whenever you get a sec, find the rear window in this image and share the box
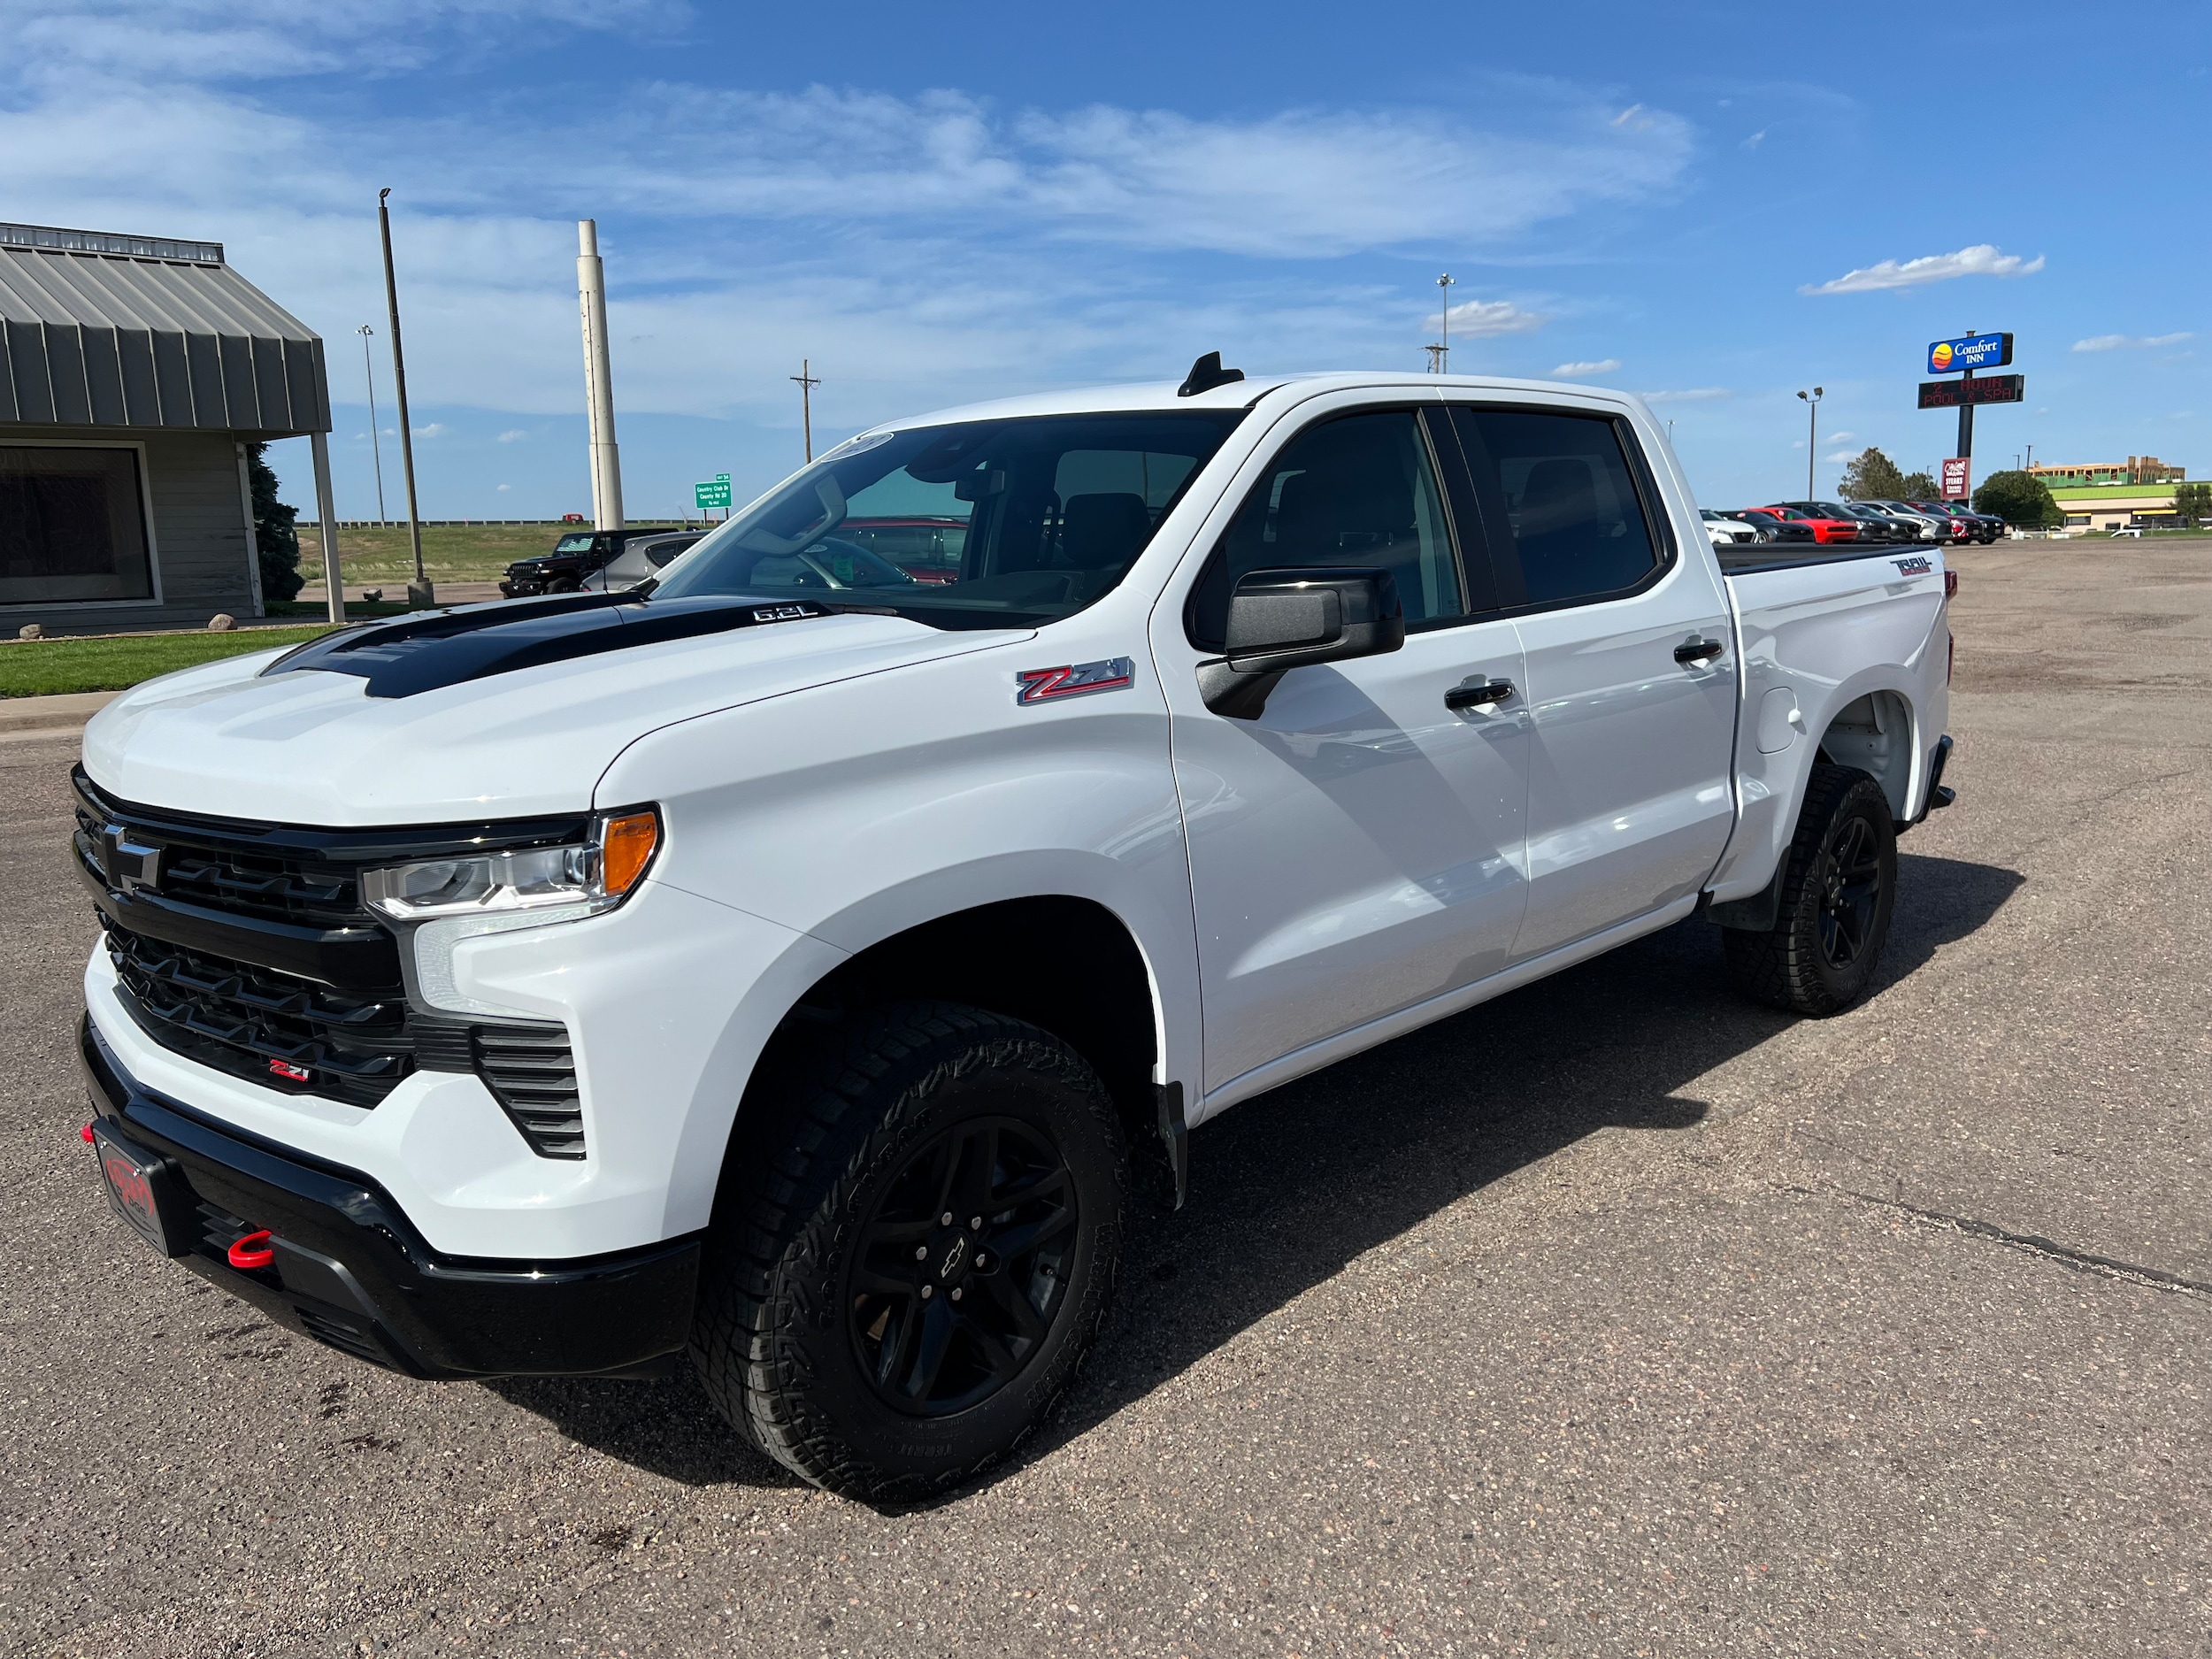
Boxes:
[1447,408,1663,607]
[554,534,597,552]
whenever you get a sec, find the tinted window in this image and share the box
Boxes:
[554,534,597,552]
[1188,410,1462,649]
[1448,409,1661,607]
[0,446,152,604]
[656,413,1241,629]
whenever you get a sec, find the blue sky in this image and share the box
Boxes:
[6,1,2208,518]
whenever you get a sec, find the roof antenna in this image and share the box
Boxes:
[1177,351,1245,397]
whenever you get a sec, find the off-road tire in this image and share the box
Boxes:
[689,1002,1125,1502]
[1723,764,1897,1017]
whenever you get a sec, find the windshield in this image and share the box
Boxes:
[554,534,598,552]
[651,411,1245,628]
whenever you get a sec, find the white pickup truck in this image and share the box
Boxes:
[74,360,1953,1501]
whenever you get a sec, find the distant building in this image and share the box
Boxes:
[2027,455,2186,488]
[2042,482,2181,531]
[0,220,331,635]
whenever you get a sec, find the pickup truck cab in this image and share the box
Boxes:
[74,364,1954,1501]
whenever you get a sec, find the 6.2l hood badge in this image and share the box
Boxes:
[1015,657,1136,705]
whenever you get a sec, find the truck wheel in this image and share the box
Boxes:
[1722,764,1897,1017]
[690,1002,1126,1501]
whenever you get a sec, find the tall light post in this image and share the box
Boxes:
[1796,386,1824,497]
[577,219,624,530]
[1426,273,1456,373]
[377,188,430,605]
[357,325,388,526]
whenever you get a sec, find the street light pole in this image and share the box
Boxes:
[378,188,430,607]
[1435,273,1455,373]
[1796,386,1824,497]
[357,325,387,526]
[790,359,821,462]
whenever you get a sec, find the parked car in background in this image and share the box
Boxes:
[1747,505,1860,544]
[1812,502,1922,544]
[500,528,674,597]
[1858,501,1948,541]
[1701,509,1763,545]
[1909,503,1987,544]
[580,532,707,594]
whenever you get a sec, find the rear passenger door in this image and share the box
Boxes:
[1442,403,1738,962]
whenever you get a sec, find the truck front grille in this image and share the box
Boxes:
[108,926,411,1108]
[77,770,590,1157]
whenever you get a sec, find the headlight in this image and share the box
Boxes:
[364,810,659,922]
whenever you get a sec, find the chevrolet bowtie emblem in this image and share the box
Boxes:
[101,824,162,897]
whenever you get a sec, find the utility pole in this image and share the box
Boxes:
[1796,386,1824,497]
[791,359,821,462]
[1426,273,1455,373]
[377,188,431,606]
[577,219,624,529]
[357,325,387,526]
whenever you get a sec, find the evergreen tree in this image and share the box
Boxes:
[247,442,306,603]
[1972,469,2062,530]
[1838,447,1909,501]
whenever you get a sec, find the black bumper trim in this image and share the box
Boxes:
[79,1014,699,1379]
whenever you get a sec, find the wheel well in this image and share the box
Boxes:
[786,895,1159,1131]
[1814,690,1913,819]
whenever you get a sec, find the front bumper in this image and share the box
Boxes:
[80,1015,700,1379]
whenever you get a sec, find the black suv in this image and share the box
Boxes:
[501,528,666,597]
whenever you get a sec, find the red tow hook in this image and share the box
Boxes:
[227,1230,276,1271]
[81,1123,96,1143]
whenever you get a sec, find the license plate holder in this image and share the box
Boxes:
[90,1120,190,1257]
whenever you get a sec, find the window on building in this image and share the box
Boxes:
[0,447,154,605]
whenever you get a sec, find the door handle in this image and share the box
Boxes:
[1673,638,1725,666]
[1445,678,1516,711]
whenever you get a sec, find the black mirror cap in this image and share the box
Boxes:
[1178,351,1247,397]
[1199,567,1405,719]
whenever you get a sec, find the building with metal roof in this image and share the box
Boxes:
[0,220,338,635]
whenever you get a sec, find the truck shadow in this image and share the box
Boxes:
[488,849,2022,1497]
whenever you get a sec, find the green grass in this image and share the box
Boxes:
[0,626,335,698]
[298,521,693,585]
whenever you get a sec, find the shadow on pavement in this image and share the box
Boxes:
[488,851,2023,1494]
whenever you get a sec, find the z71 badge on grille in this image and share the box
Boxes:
[1015,657,1136,705]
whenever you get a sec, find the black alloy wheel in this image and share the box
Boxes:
[689,1002,1125,1501]
[849,1117,1078,1417]
[1720,764,1898,1017]
[1815,814,1883,971]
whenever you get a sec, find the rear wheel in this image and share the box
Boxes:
[1723,764,1897,1017]
[690,1002,1125,1501]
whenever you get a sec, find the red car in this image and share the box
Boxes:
[1743,505,1860,544]
[836,516,968,583]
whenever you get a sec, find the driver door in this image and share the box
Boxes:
[1154,399,1531,1099]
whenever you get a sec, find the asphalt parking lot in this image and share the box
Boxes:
[4,539,2208,1658]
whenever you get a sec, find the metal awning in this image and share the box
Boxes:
[0,222,328,436]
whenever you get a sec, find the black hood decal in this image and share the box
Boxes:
[263,593,856,698]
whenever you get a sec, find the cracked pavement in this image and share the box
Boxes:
[3,539,2208,1656]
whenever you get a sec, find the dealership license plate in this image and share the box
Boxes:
[91,1123,185,1256]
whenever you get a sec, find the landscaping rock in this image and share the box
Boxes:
[206,614,237,632]
[18,624,42,641]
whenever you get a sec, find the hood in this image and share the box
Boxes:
[83,595,1027,826]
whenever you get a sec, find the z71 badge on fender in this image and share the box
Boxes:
[1893,556,1934,577]
[1015,657,1136,705]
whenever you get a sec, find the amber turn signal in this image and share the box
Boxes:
[599,810,659,898]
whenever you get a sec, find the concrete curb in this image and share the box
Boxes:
[0,690,119,743]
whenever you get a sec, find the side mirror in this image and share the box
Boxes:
[1197,566,1405,719]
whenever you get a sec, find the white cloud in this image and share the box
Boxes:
[497,429,529,442]
[1827,431,1857,443]
[2072,332,2193,351]
[1641,387,1732,403]
[1550,358,1620,377]
[1801,244,2046,296]
[1824,450,1855,463]
[1742,129,1767,150]
[497,482,511,491]
[413,422,447,438]
[1429,297,1546,336]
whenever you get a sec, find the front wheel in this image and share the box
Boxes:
[690,1003,1125,1501]
[1723,764,1898,1017]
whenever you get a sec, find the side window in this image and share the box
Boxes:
[1448,408,1663,608]
[1188,410,1463,649]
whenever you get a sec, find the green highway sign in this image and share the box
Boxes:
[695,475,733,511]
